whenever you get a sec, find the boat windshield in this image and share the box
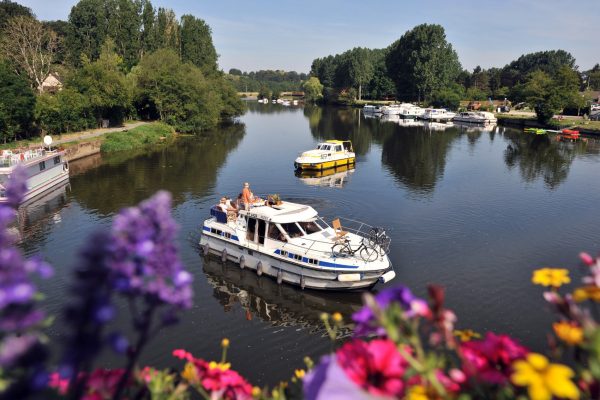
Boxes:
[279,222,304,238]
[317,144,331,151]
[298,220,323,235]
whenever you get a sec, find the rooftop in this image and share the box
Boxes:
[242,201,318,223]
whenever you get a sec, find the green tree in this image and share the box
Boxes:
[346,47,373,100]
[66,0,109,66]
[386,24,461,102]
[0,0,32,30]
[430,83,464,110]
[139,0,156,57]
[588,64,600,90]
[0,61,35,142]
[36,89,95,134]
[501,50,576,87]
[68,39,131,126]
[521,69,581,123]
[154,7,180,51]
[180,14,217,74]
[106,0,141,69]
[302,76,323,104]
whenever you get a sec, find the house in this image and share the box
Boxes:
[39,72,63,93]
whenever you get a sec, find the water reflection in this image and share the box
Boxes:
[503,130,587,189]
[203,257,362,337]
[69,123,246,213]
[295,164,354,188]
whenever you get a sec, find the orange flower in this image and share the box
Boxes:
[573,286,600,302]
[552,321,583,345]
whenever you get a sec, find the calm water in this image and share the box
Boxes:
[19,103,600,385]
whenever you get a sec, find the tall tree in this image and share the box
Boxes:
[386,24,461,102]
[139,0,156,57]
[67,0,108,66]
[0,61,35,142]
[180,14,217,73]
[0,0,32,30]
[346,47,373,100]
[302,76,323,104]
[0,15,58,92]
[155,7,179,51]
[106,0,141,69]
[501,50,576,87]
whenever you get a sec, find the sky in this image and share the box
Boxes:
[18,0,600,73]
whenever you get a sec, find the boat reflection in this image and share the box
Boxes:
[423,121,454,131]
[202,257,363,337]
[453,121,498,133]
[295,164,355,188]
[396,118,424,127]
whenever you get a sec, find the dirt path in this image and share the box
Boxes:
[53,121,149,145]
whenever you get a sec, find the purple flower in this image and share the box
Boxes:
[4,166,28,208]
[352,286,429,337]
[109,191,193,309]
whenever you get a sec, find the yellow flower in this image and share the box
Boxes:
[532,268,571,288]
[332,312,343,323]
[181,362,199,384]
[208,361,231,371]
[573,286,600,302]
[453,329,481,342]
[294,369,306,379]
[251,386,262,397]
[221,338,230,348]
[406,385,429,400]
[553,321,584,345]
[511,353,579,400]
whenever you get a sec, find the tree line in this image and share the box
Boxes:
[226,68,308,98]
[309,23,598,123]
[0,0,244,143]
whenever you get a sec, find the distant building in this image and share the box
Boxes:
[39,72,63,93]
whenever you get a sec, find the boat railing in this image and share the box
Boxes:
[0,148,46,168]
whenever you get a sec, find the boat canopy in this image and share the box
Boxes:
[325,140,353,152]
[243,201,319,224]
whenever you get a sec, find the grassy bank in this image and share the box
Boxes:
[100,122,175,153]
[496,114,600,134]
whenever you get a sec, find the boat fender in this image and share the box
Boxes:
[300,276,306,290]
[277,269,283,284]
[239,255,245,269]
[256,261,263,276]
[201,243,210,256]
[221,249,228,263]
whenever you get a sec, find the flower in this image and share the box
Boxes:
[511,353,579,400]
[460,332,529,385]
[454,329,481,342]
[295,369,306,379]
[110,191,193,309]
[332,312,343,323]
[221,338,230,348]
[406,385,428,400]
[532,268,571,288]
[3,166,28,207]
[573,286,600,302]
[552,321,583,345]
[352,285,429,337]
[336,339,410,397]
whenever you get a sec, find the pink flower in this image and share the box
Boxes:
[580,252,595,266]
[49,372,69,395]
[459,333,528,385]
[172,348,194,361]
[83,369,126,400]
[336,339,409,398]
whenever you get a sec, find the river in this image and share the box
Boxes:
[19,103,600,385]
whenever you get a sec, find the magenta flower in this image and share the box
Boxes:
[352,285,429,337]
[459,332,528,385]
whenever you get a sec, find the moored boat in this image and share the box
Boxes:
[421,108,456,122]
[199,198,395,290]
[294,140,355,170]
[453,111,497,124]
[399,103,425,119]
[363,104,383,114]
[524,128,547,135]
[0,144,69,204]
[381,104,402,115]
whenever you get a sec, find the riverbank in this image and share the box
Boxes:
[100,122,175,153]
[496,114,600,135]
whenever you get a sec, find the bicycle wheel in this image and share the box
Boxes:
[367,227,380,246]
[332,243,350,257]
[360,246,378,262]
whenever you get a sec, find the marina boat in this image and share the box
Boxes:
[421,108,456,122]
[0,143,69,204]
[363,104,383,114]
[524,128,547,135]
[380,114,400,122]
[292,100,299,105]
[557,129,582,142]
[381,104,402,115]
[294,140,355,170]
[199,198,395,290]
[453,111,497,124]
[282,100,291,106]
[399,103,426,119]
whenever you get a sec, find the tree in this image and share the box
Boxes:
[430,83,464,110]
[346,47,373,100]
[67,0,108,66]
[155,7,179,51]
[303,77,323,104]
[0,0,32,30]
[229,68,242,76]
[521,69,581,123]
[43,20,69,64]
[0,15,58,92]
[501,50,576,87]
[0,61,35,142]
[386,24,461,102]
[180,14,217,74]
[588,64,600,90]
[139,0,156,57]
[68,39,131,126]
[106,0,141,69]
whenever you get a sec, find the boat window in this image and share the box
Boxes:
[54,156,61,165]
[279,222,304,238]
[257,219,266,245]
[267,223,286,242]
[335,145,342,152]
[298,220,322,235]
[246,217,256,241]
[39,161,46,171]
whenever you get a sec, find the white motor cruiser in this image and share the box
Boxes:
[399,103,426,119]
[363,104,383,114]
[421,108,456,122]
[381,104,402,115]
[453,111,497,124]
[200,198,395,290]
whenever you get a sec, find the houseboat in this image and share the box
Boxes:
[363,105,383,114]
[294,140,355,170]
[421,108,456,122]
[453,111,497,124]
[381,104,402,115]
[199,198,395,290]
[0,145,69,204]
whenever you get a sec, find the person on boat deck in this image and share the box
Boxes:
[242,182,254,210]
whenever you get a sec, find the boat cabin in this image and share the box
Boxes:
[316,140,353,153]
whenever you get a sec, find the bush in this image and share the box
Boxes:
[35,89,96,135]
[0,61,35,142]
[100,122,174,152]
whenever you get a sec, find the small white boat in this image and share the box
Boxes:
[271,99,276,104]
[293,100,299,105]
[0,145,69,204]
[399,103,425,119]
[363,104,383,114]
[381,104,402,115]
[453,111,497,124]
[276,99,283,104]
[199,198,395,290]
[421,108,456,122]
[294,140,355,170]
[282,100,291,106]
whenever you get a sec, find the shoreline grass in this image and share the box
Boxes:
[100,122,175,153]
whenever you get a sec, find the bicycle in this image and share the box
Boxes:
[366,227,391,256]
[331,237,379,262]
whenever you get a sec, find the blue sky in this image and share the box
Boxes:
[19,0,600,73]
